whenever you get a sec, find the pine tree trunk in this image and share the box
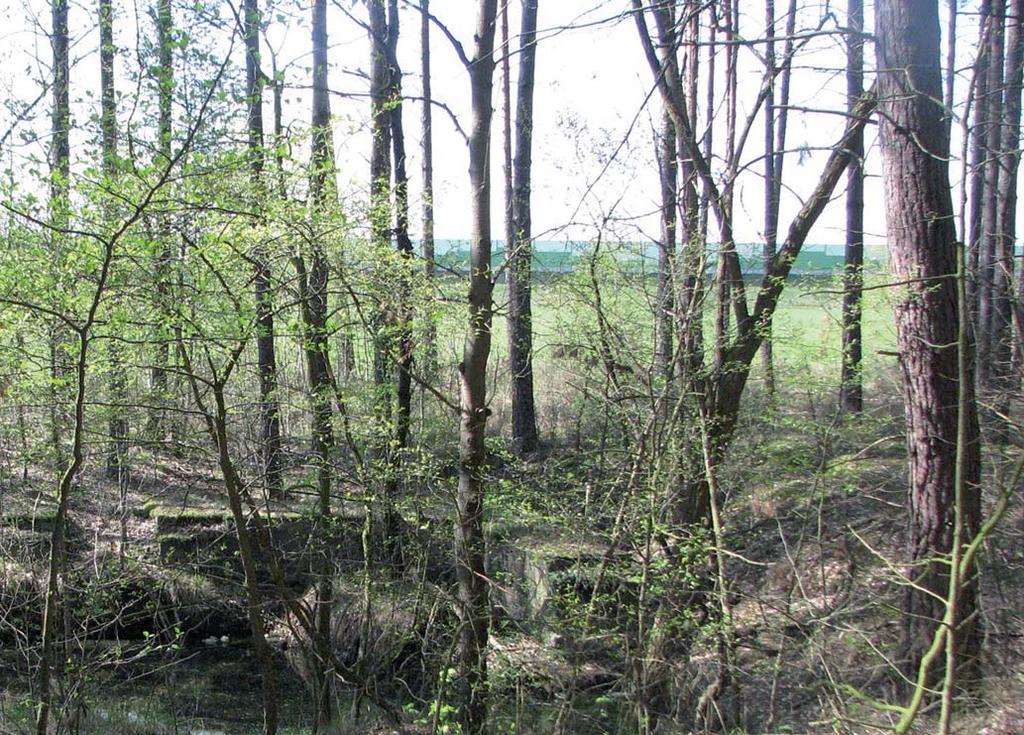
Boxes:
[978,0,1006,386]
[875,0,983,687]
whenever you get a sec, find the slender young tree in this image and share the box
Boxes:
[875,0,982,686]
[456,2,498,731]
[655,109,677,381]
[146,0,174,442]
[244,0,284,496]
[761,0,796,393]
[36,3,70,730]
[968,1,992,323]
[304,0,337,726]
[840,0,865,413]
[368,0,393,447]
[419,0,437,378]
[507,0,540,454]
[99,0,131,555]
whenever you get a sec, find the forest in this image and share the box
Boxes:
[0,0,1022,733]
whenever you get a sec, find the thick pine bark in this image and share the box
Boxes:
[840,0,865,413]
[507,0,540,454]
[457,3,498,732]
[875,0,982,686]
[244,0,283,497]
[994,0,1023,382]
[978,0,1007,385]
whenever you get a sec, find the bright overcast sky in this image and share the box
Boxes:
[0,1,992,250]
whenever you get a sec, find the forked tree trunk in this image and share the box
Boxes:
[457,3,498,732]
[875,0,982,687]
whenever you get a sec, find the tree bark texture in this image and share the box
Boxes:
[457,2,498,732]
[507,0,540,454]
[875,0,983,686]
[840,0,865,413]
[245,0,284,497]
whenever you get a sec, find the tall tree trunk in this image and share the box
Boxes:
[36,3,70,731]
[239,5,284,728]
[306,0,337,727]
[508,0,540,454]
[387,0,411,430]
[840,0,865,413]
[993,0,1022,383]
[978,0,1007,386]
[147,0,174,443]
[761,0,796,394]
[368,0,393,533]
[968,1,992,326]
[676,0,702,386]
[655,109,677,381]
[762,0,777,393]
[875,0,982,687]
[419,0,437,379]
[457,3,498,732]
[245,0,284,497]
[100,0,131,562]
[386,0,414,523]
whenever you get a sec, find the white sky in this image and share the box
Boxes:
[0,1,992,251]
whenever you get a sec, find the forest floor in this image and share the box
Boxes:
[1,272,1022,732]
[2,381,1022,734]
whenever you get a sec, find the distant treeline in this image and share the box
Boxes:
[426,239,890,275]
